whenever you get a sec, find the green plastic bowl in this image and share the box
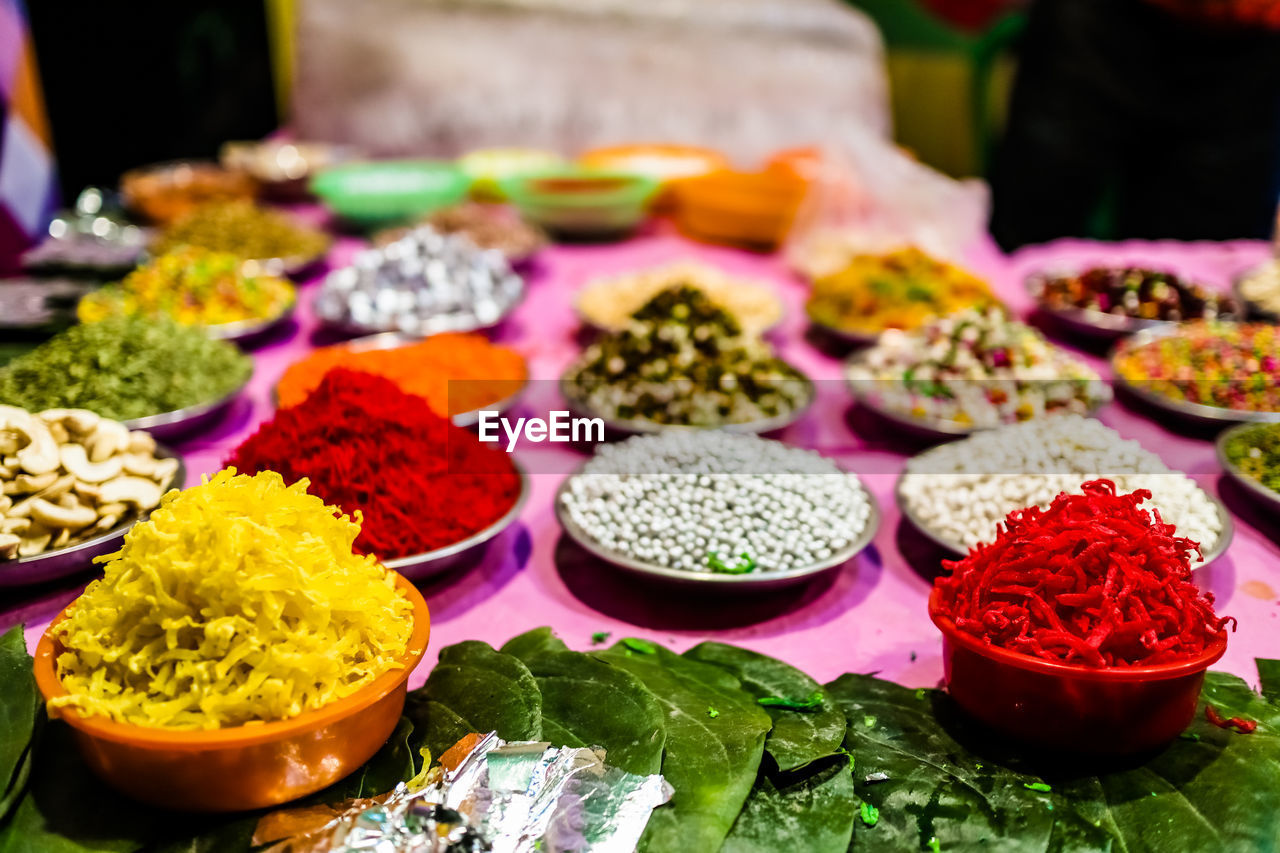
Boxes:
[500,169,659,240]
[310,161,471,228]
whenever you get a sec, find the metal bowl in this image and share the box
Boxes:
[557,364,815,437]
[204,298,297,345]
[122,367,253,442]
[273,332,528,427]
[1025,270,1172,340]
[1110,327,1280,428]
[241,246,332,281]
[381,460,529,581]
[893,469,1235,568]
[1216,422,1280,514]
[1232,265,1280,323]
[0,447,186,588]
[554,465,879,590]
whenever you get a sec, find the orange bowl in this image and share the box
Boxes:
[671,170,808,250]
[929,587,1225,754]
[35,571,430,812]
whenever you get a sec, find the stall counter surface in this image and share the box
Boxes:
[5,227,1277,691]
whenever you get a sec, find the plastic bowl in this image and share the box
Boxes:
[501,168,659,240]
[310,161,471,228]
[929,588,1226,754]
[34,572,430,812]
[457,148,565,201]
[670,169,808,250]
[578,144,728,211]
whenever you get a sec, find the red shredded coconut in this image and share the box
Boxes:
[1205,705,1257,734]
[226,368,520,560]
[935,480,1234,667]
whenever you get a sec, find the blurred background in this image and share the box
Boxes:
[4,0,1280,266]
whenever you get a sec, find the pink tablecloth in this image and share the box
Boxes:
[7,229,1279,691]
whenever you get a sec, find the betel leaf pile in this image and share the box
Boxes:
[1,626,1279,852]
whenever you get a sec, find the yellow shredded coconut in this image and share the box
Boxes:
[49,468,415,730]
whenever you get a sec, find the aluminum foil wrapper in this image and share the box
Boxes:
[316,226,524,336]
[21,187,148,273]
[262,733,671,853]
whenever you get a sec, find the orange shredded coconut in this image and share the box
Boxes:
[276,333,527,416]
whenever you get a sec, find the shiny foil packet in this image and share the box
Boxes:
[258,732,671,853]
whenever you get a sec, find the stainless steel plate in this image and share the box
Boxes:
[1026,270,1172,340]
[0,446,186,588]
[1216,422,1280,514]
[554,462,880,590]
[558,364,815,437]
[122,367,253,442]
[381,460,529,581]
[204,298,297,345]
[1110,327,1280,428]
[893,468,1235,569]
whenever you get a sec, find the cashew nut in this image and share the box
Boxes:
[0,430,20,456]
[127,430,156,455]
[86,420,130,463]
[13,472,57,493]
[18,531,51,557]
[1,517,29,534]
[120,453,159,478]
[29,498,97,529]
[47,422,69,445]
[99,476,163,509]
[60,444,124,484]
[11,413,59,475]
[154,457,180,489]
[0,534,18,559]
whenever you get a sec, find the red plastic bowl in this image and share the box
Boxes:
[928,588,1227,754]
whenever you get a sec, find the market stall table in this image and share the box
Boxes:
[5,228,1277,693]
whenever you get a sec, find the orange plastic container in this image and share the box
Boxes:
[670,169,808,250]
[579,144,728,211]
[35,572,430,812]
[929,588,1226,754]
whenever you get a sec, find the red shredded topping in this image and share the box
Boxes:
[226,368,520,560]
[935,480,1234,667]
[1205,705,1257,734]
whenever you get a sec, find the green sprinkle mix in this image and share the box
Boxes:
[1179,732,1201,742]
[914,688,926,700]
[707,707,720,719]
[927,836,941,853]
[863,714,877,728]
[621,638,658,655]
[975,763,983,771]
[590,632,611,645]
[859,802,879,827]
[1024,782,1052,793]
[707,551,757,574]
[757,691,824,712]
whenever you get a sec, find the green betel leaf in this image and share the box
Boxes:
[685,642,846,771]
[500,626,569,661]
[1253,658,1280,706]
[0,627,39,823]
[828,670,1280,852]
[503,630,666,777]
[598,641,772,853]
[721,755,857,853]
[404,641,541,762]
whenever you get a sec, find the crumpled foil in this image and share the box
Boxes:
[315,226,524,336]
[21,187,148,273]
[260,733,671,853]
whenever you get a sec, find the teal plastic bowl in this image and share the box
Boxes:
[310,161,471,228]
[500,169,659,241]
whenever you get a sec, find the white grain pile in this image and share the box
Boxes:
[560,431,872,573]
[899,415,1222,551]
